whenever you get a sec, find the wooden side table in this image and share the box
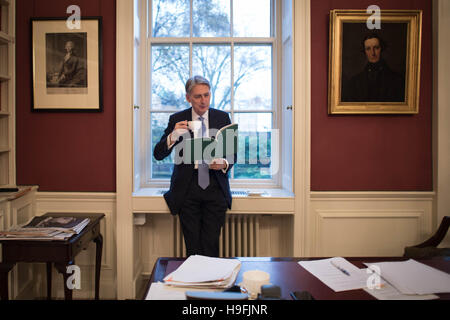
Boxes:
[0,212,105,300]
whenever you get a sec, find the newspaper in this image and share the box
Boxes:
[0,216,90,241]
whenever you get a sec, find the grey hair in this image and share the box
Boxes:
[185,75,211,94]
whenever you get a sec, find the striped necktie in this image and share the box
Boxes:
[198,116,209,189]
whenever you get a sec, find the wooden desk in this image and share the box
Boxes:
[0,212,104,300]
[146,256,450,300]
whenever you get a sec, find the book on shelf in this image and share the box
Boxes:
[184,123,238,162]
[0,216,90,241]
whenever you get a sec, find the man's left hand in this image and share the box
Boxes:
[209,158,227,171]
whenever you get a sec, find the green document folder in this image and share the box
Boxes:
[184,123,238,162]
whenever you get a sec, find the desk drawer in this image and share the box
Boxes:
[3,243,72,263]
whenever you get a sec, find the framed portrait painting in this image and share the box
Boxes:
[31,17,102,111]
[328,10,422,114]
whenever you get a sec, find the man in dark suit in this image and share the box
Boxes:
[153,76,234,257]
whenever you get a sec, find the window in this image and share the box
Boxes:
[136,0,285,188]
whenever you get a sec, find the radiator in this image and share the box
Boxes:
[174,215,261,257]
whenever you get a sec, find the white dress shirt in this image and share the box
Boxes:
[167,109,228,172]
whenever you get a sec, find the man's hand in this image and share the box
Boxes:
[209,158,227,171]
[170,120,189,143]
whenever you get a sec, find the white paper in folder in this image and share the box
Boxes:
[298,257,369,292]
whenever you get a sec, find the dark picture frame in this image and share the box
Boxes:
[31,17,102,111]
[328,10,422,114]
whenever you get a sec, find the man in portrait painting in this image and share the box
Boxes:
[341,33,405,103]
[46,34,87,89]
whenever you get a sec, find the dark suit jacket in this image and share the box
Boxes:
[153,107,234,216]
[342,59,405,102]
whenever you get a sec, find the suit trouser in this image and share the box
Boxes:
[178,170,228,257]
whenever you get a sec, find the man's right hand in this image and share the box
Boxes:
[170,120,189,144]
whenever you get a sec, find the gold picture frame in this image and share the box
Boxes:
[328,10,422,114]
[31,17,102,111]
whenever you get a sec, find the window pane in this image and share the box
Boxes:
[233,0,271,37]
[193,0,230,37]
[234,113,272,179]
[151,113,174,179]
[151,45,189,111]
[152,0,190,37]
[146,0,276,184]
[193,45,231,111]
[234,45,272,111]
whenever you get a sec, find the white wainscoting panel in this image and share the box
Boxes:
[308,192,434,257]
[259,215,293,257]
[138,213,294,277]
[35,192,116,299]
[139,214,176,275]
[0,201,5,230]
[6,188,37,299]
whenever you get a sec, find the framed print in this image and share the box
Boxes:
[328,10,422,114]
[32,17,102,111]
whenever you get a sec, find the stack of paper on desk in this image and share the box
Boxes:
[163,255,241,289]
[298,257,449,300]
[363,259,450,295]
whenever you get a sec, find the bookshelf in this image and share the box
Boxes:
[0,0,15,188]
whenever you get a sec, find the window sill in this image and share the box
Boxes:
[132,187,294,215]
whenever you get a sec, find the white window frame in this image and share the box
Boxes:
[135,0,286,189]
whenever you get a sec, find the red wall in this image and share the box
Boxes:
[311,0,432,191]
[14,0,431,192]
[16,0,116,192]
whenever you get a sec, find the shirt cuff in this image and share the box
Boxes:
[221,158,229,174]
[167,134,176,149]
